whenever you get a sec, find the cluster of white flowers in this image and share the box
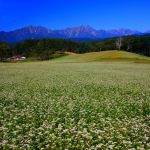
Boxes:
[0,62,150,149]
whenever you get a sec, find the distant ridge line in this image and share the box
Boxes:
[0,25,148,43]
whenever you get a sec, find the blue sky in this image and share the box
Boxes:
[0,0,150,31]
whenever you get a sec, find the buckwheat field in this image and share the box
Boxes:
[0,62,150,149]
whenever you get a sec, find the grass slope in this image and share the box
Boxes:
[53,50,150,63]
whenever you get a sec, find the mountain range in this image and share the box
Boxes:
[0,25,148,43]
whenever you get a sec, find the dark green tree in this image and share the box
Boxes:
[0,42,11,61]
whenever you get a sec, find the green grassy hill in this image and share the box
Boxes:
[53,50,150,63]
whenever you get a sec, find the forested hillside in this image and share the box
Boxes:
[0,34,150,61]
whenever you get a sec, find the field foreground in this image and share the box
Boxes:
[0,62,150,149]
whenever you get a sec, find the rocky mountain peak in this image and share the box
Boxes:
[0,25,145,42]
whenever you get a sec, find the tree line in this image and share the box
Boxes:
[0,39,92,61]
[0,34,150,61]
[90,34,150,56]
